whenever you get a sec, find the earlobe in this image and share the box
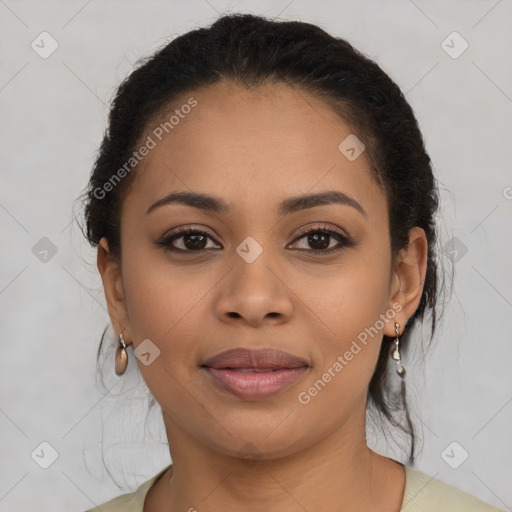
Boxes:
[385,227,428,337]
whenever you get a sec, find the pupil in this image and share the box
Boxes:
[309,233,328,250]
[185,234,206,250]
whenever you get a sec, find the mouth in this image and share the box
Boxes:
[201,347,310,400]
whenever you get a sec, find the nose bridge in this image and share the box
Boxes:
[215,233,292,323]
[232,233,280,295]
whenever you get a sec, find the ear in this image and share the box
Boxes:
[384,227,428,337]
[97,237,132,343]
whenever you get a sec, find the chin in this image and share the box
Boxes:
[200,422,311,462]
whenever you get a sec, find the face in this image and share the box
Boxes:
[98,80,425,461]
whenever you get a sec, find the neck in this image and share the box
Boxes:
[145,411,406,512]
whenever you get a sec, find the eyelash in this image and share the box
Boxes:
[156,225,354,255]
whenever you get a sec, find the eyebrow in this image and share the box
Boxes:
[146,190,367,218]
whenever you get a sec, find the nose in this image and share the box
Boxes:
[214,244,294,327]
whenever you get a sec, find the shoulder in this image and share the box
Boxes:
[401,466,504,512]
[82,465,171,512]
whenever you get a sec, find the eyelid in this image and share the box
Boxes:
[162,224,221,241]
[293,223,349,239]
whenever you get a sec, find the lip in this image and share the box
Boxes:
[201,348,310,400]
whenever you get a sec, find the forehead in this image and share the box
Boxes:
[125,80,386,223]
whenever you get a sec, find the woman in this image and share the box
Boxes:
[80,13,503,512]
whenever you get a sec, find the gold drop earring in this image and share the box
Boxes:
[115,332,130,376]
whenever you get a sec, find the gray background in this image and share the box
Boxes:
[0,0,511,510]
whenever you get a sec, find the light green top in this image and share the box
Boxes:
[84,464,504,511]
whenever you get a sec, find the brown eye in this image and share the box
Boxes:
[157,228,221,252]
[290,226,354,255]
[182,232,207,250]
[307,232,330,251]
[157,226,354,255]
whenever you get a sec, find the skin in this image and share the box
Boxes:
[97,80,428,512]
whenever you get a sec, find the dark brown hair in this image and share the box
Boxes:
[78,13,449,465]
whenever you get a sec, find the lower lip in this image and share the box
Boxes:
[203,367,309,400]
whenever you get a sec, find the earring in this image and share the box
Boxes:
[392,323,406,377]
[115,332,129,376]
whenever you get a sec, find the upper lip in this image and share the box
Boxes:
[202,348,309,370]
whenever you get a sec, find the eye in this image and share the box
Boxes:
[156,225,354,255]
[289,225,354,254]
[156,227,222,252]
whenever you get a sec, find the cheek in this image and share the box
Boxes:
[303,245,391,336]
[120,247,228,394]
[299,246,392,391]
[121,241,211,338]
[121,263,203,406]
